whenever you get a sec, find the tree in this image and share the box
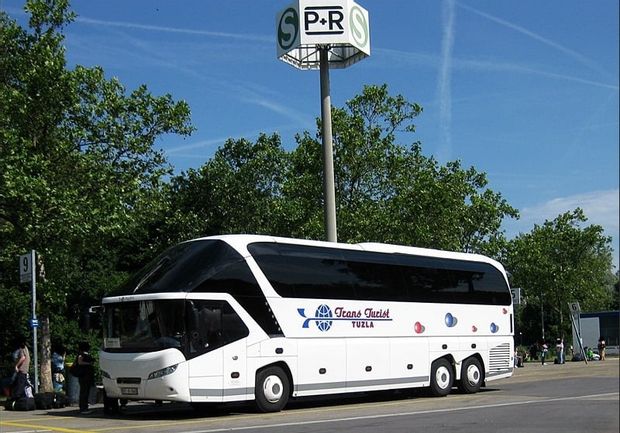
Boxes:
[505,209,615,345]
[168,84,517,257]
[286,84,518,251]
[0,0,193,390]
[153,133,293,250]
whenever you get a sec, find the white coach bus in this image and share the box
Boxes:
[99,235,514,414]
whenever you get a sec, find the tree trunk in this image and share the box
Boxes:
[37,256,53,393]
[39,315,53,392]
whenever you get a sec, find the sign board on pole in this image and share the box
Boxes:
[569,302,581,316]
[19,253,32,283]
[510,287,521,305]
[277,0,370,69]
[19,250,39,392]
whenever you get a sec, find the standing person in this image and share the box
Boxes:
[12,338,30,398]
[597,337,606,361]
[541,341,548,365]
[76,342,95,414]
[555,338,565,364]
[529,343,538,362]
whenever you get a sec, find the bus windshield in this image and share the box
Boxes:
[103,299,250,356]
[103,300,186,353]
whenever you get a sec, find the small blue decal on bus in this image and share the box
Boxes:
[445,312,458,327]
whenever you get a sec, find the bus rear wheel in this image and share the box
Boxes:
[103,396,119,415]
[255,366,290,412]
[458,357,483,394]
[430,358,454,397]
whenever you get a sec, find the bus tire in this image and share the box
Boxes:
[103,396,119,415]
[458,357,483,394]
[430,358,453,397]
[255,366,290,412]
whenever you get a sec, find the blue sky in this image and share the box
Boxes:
[4,0,619,268]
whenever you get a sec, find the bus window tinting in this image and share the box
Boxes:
[193,258,283,336]
[185,300,249,359]
[248,242,511,305]
[102,299,249,357]
[112,240,282,336]
[112,240,242,295]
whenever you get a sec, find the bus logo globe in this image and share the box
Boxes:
[315,304,333,332]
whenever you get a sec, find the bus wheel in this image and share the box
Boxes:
[103,396,119,415]
[430,358,453,397]
[255,366,290,412]
[458,357,483,394]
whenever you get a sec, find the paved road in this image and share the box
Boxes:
[1,358,618,433]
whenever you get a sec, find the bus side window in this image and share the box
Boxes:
[198,305,222,348]
[221,303,249,343]
[186,302,203,354]
[185,300,249,359]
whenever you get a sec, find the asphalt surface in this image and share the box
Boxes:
[1,358,618,433]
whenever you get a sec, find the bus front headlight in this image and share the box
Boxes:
[148,364,178,380]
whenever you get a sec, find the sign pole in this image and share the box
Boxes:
[276,0,370,244]
[19,250,39,392]
[319,46,337,242]
[569,309,587,364]
[540,295,545,341]
[568,302,587,364]
[30,250,39,393]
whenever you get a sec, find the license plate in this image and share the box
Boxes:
[121,387,138,395]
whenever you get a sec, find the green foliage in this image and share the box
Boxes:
[0,0,193,358]
[284,84,518,251]
[506,209,615,343]
[154,133,292,251]
[157,84,518,255]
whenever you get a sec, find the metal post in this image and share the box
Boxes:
[569,311,587,364]
[540,295,545,341]
[31,250,38,393]
[319,46,337,243]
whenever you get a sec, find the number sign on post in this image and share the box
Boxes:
[19,253,32,283]
[18,250,39,393]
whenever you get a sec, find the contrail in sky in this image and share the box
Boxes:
[5,6,272,43]
[74,16,272,43]
[437,0,455,161]
[457,3,610,77]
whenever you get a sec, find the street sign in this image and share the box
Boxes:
[19,250,40,392]
[510,287,522,305]
[277,0,370,69]
[19,253,32,283]
[569,302,581,316]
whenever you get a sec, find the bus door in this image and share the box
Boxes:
[222,338,247,400]
[186,299,250,402]
[186,300,224,402]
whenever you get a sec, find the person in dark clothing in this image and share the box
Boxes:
[76,342,95,414]
[598,336,606,361]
